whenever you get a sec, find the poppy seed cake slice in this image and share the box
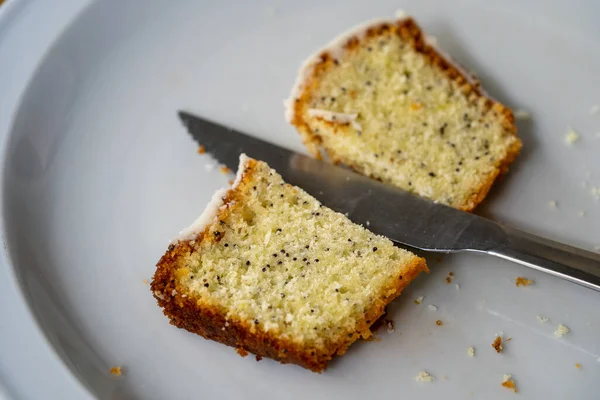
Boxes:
[152,154,427,372]
[285,15,522,211]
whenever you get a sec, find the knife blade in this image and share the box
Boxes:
[179,111,600,291]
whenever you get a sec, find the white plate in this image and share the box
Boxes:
[1,0,599,399]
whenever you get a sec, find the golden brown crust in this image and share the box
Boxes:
[153,241,333,372]
[289,18,522,212]
[151,158,428,372]
[153,242,426,372]
[492,336,504,353]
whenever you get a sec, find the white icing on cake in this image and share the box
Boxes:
[307,108,362,131]
[172,189,228,243]
[172,154,250,243]
[233,153,251,187]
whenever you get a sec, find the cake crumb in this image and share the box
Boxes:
[428,304,438,311]
[236,347,249,357]
[228,179,234,185]
[467,346,475,358]
[414,370,435,383]
[414,296,424,305]
[565,128,580,144]
[502,374,517,393]
[386,319,395,333]
[142,279,149,285]
[536,315,549,324]
[575,363,581,369]
[515,277,534,287]
[255,355,263,362]
[591,186,600,200]
[197,145,206,154]
[554,324,570,338]
[220,166,232,174]
[514,109,531,120]
[435,320,443,326]
[492,336,504,353]
[547,200,558,209]
[366,220,370,227]
[110,366,122,376]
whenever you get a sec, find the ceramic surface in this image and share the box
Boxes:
[1,0,599,399]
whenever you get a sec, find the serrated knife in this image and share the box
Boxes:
[179,111,600,292]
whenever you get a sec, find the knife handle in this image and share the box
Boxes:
[488,226,600,291]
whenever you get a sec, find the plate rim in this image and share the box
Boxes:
[0,1,96,399]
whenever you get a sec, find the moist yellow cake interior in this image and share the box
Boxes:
[172,159,421,350]
[299,29,520,208]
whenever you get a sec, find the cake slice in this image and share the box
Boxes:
[285,15,522,211]
[152,154,427,372]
